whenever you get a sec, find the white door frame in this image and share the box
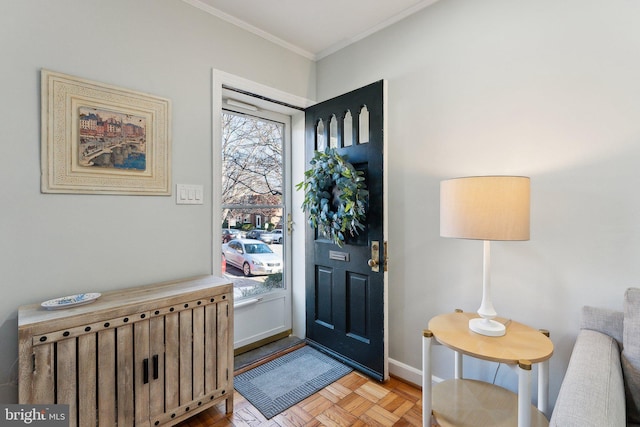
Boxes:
[212,69,313,348]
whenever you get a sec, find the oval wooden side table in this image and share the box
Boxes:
[422,311,553,427]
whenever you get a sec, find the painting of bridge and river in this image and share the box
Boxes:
[78,107,147,171]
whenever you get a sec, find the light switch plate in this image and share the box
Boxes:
[176,184,203,205]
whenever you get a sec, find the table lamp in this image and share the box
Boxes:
[440,176,530,337]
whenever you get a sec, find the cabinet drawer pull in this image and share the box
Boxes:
[143,358,149,384]
[152,354,159,380]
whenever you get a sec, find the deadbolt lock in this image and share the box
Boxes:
[368,241,380,272]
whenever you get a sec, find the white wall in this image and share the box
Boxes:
[317,0,640,410]
[0,0,315,403]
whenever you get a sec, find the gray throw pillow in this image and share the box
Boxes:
[623,287,640,423]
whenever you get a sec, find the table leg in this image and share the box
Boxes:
[537,329,550,417]
[454,351,463,379]
[517,360,532,427]
[423,330,433,427]
[538,359,549,416]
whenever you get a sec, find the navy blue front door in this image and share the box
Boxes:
[304,81,387,380]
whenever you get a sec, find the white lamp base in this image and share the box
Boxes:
[469,317,505,337]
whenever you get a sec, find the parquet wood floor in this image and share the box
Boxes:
[177,372,424,427]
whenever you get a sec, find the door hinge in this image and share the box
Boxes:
[384,241,388,272]
[286,213,293,236]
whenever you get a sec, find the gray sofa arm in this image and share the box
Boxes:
[550,329,625,427]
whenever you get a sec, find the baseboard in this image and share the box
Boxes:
[388,358,444,388]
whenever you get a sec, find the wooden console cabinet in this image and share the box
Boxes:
[18,275,233,427]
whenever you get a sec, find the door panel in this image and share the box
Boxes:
[315,266,334,328]
[346,272,369,343]
[305,81,387,380]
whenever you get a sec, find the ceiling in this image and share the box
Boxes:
[183,0,440,60]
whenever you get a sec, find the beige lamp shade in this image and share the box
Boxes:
[440,176,530,241]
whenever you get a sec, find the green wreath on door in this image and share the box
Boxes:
[296,148,368,247]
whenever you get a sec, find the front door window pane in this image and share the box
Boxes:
[329,115,338,148]
[316,119,325,151]
[359,106,370,144]
[343,110,353,147]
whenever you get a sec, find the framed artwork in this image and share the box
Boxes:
[41,69,171,195]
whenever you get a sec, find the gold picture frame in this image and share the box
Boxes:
[41,69,171,195]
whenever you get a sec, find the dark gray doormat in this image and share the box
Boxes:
[233,345,352,419]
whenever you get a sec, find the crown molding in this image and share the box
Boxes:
[184,0,440,61]
[183,0,315,60]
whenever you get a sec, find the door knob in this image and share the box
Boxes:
[368,259,379,268]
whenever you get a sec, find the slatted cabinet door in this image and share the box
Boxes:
[22,320,141,427]
[18,275,234,427]
[151,295,232,425]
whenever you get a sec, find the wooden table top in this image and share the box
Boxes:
[18,275,232,332]
[428,311,553,364]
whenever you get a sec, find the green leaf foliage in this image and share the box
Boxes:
[296,148,368,247]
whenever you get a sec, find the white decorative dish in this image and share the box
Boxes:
[41,293,101,310]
